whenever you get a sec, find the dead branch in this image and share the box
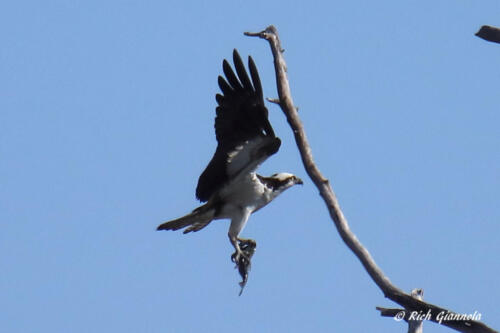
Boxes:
[377,289,424,332]
[244,25,497,333]
[476,25,500,44]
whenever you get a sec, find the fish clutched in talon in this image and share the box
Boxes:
[232,239,257,296]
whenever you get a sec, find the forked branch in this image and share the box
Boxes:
[245,25,497,333]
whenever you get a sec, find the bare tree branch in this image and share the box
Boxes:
[476,25,500,44]
[377,289,426,332]
[376,306,407,319]
[245,25,498,333]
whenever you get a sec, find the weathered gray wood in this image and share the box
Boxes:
[245,25,497,333]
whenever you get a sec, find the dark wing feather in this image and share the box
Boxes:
[195,49,279,202]
[233,51,253,91]
[248,56,264,100]
[223,60,243,91]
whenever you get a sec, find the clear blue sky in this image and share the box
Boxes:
[1,1,499,332]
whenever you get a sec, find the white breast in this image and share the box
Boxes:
[219,173,273,212]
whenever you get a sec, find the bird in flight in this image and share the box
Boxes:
[157,49,302,266]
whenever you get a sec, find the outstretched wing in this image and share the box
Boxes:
[195,49,281,202]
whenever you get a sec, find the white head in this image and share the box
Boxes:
[268,172,303,193]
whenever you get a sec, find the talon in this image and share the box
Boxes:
[231,249,249,264]
[239,238,256,250]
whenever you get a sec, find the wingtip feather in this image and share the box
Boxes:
[218,75,233,95]
[248,56,263,99]
[232,50,253,91]
[223,59,243,91]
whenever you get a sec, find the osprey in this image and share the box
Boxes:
[157,50,302,263]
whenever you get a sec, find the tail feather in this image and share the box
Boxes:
[157,204,215,233]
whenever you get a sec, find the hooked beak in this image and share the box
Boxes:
[296,177,303,185]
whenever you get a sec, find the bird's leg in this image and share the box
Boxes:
[228,210,253,264]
